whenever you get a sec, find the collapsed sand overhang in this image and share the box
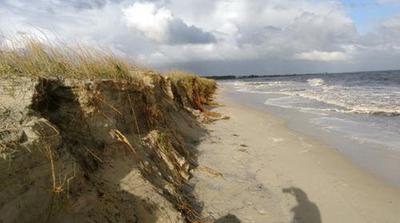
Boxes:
[0,68,218,223]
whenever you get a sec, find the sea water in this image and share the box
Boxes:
[224,70,400,185]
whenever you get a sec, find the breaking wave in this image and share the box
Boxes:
[229,72,400,117]
[307,78,325,87]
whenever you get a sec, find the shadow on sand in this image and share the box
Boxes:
[214,214,241,223]
[283,187,322,223]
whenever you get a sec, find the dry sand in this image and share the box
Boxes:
[192,88,400,223]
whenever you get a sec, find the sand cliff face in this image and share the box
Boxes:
[0,74,216,223]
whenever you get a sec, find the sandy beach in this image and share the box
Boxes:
[192,88,400,223]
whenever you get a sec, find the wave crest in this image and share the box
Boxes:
[307,78,325,87]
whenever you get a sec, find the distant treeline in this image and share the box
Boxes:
[204,69,400,80]
[204,75,237,80]
[204,74,299,80]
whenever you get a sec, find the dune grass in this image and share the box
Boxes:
[167,70,217,99]
[166,70,217,110]
[0,38,217,88]
[0,38,139,79]
[0,38,217,110]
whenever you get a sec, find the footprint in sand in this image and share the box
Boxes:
[238,148,249,153]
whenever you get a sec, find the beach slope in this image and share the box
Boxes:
[192,88,400,223]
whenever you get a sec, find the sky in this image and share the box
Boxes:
[1,0,400,75]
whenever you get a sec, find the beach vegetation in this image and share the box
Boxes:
[0,38,143,79]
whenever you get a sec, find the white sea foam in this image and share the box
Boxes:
[232,77,400,116]
[307,78,325,87]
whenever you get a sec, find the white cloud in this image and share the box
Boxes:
[123,2,216,44]
[294,51,349,61]
[123,2,173,42]
[1,0,400,74]
[382,14,400,29]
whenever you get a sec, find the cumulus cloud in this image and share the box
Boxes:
[294,51,349,61]
[123,2,173,42]
[123,2,216,44]
[1,0,400,74]
[382,14,400,30]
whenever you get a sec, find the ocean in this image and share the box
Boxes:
[224,70,400,185]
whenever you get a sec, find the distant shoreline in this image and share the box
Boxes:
[204,69,400,80]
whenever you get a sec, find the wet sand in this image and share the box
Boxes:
[192,88,400,223]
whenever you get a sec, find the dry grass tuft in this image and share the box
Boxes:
[109,129,140,162]
[44,145,76,194]
[167,70,216,94]
[166,70,217,111]
[0,38,142,80]
[197,166,223,178]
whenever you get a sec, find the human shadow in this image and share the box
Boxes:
[215,214,241,223]
[283,187,322,223]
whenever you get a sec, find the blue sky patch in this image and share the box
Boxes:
[341,0,400,33]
